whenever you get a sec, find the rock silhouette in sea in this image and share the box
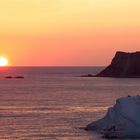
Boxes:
[81,74,94,77]
[5,76,24,79]
[5,76,13,79]
[96,51,140,78]
[15,76,24,79]
[86,96,140,139]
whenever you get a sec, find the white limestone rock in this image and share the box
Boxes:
[86,96,140,138]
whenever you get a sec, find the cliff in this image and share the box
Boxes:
[96,51,140,78]
[86,96,140,138]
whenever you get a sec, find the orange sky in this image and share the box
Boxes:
[0,0,140,66]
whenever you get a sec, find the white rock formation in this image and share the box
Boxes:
[86,96,140,138]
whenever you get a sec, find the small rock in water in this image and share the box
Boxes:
[15,76,24,79]
[5,76,13,79]
[81,74,94,77]
[5,76,24,79]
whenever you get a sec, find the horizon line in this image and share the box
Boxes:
[3,65,106,67]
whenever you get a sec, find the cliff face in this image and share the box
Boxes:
[86,96,140,138]
[96,51,140,78]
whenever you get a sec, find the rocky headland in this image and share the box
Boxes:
[96,51,140,78]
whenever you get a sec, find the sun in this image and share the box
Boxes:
[0,57,9,67]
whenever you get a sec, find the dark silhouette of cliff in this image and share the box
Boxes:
[96,51,140,78]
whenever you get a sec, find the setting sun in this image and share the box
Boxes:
[0,57,8,67]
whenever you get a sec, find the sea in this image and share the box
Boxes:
[0,67,140,140]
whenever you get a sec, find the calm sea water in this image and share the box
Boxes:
[0,67,140,140]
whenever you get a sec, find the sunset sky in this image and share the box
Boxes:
[0,0,140,66]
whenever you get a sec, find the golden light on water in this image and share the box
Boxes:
[0,57,9,67]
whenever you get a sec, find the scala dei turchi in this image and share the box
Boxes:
[96,51,140,78]
[86,96,140,138]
